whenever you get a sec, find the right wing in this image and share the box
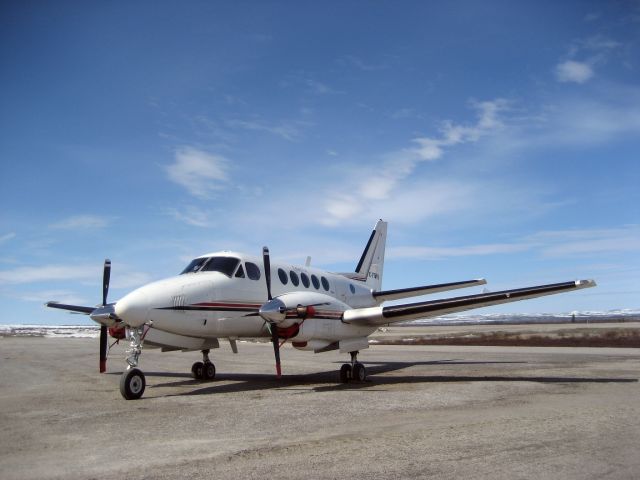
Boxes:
[343,280,596,326]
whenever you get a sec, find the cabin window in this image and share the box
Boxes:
[290,271,299,286]
[200,257,241,277]
[311,274,320,289]
[235,265,245,278]
[321,276,330,291]
[180,257,209,274]
[350,284,356,294]
[246,262,261,281]
[301,272,310,288]
[278,268,288,285]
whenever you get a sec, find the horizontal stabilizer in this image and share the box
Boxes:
[45,302,94,314]
[373,279,486,303]
[343,280,596,326]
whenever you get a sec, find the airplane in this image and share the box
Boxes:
[46,220,596,400]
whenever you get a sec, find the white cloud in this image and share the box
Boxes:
[530,226,640,257]
[555,60,594,83]
[387,226,640,261]
[225,118,306,141]
[389,242,532,260]
[49,215,112,230]
[0,263,152,289]
[0,264,98,285]
[167,205,213,228]
[320,99,509,225]
[0,232,16,244]
[20,290,89,305]
[165,147,229,199]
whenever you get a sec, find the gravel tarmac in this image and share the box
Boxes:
[0,336,638,479]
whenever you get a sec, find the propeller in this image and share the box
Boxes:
[261,247,281,377]
[258,248,328,378]
[99,259,111,373]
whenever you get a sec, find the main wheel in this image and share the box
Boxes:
[191,361,204,380]
[353,363,366,382]
[339,363,352,383]
[120,368,146,400]
[203,361,216,380]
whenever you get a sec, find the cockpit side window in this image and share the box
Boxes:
[235,264,245,278]
[245,262,261,281]
[180,257,209,274]
[200,257,241,277]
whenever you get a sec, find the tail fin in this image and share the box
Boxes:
[354,219,387,291]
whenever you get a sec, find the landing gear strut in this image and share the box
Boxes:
[120,326,146,400]
[192,349,216,380]
[339,351,366,383]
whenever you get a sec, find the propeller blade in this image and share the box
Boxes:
[270,323,281,378]
[262,247,272,301]
[99,325,108,373]
[102,259,111,306]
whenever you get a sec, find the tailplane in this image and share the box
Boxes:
[354,219,387,291]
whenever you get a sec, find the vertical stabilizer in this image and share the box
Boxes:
[354,219,387,291]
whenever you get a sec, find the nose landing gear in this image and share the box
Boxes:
[119,326,147,400]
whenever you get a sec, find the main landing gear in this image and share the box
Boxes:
[191,349,216,381]
[339,351,367,383]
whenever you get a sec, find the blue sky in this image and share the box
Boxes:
[1,1,639,324]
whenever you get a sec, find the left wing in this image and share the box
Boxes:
[45,302,95,314]
[343,280,596,326]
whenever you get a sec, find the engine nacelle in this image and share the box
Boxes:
[259,291,349,328]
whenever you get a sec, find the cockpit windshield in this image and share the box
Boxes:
[180,257,209,274]
[180,256,241,277]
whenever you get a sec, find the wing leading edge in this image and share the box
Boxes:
[343,280,596,326]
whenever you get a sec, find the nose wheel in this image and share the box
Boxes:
[120,367,146,400]
[339,351,366,383]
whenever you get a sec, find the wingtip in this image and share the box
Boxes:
[576,279,597,288]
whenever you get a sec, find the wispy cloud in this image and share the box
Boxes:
[165,146,229,199]
[166,205,213,228]
[49,215,113,230]
[225,118,308,141]
[389,242,532,260]
[555,34,621,84]
[0,264,99,285]
[320,99,509,225]
[387,225,640,261]
[555,60,594,84]
[0,263,152,289]
[0,232,16,245]
[530,226,640,257]
[20,289,89,305]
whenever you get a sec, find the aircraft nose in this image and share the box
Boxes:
[115,287,150,328]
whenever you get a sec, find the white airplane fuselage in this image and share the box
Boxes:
[115,251,378,348]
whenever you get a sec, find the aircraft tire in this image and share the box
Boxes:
[191,361,204,380]
[339,363,351,383]
[353,363,366,382]
[203,362,216,380]
[120,368,146,400]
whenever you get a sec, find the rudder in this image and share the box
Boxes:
[354,219,387,291]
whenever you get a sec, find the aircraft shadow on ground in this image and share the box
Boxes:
[115,359,637,398]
